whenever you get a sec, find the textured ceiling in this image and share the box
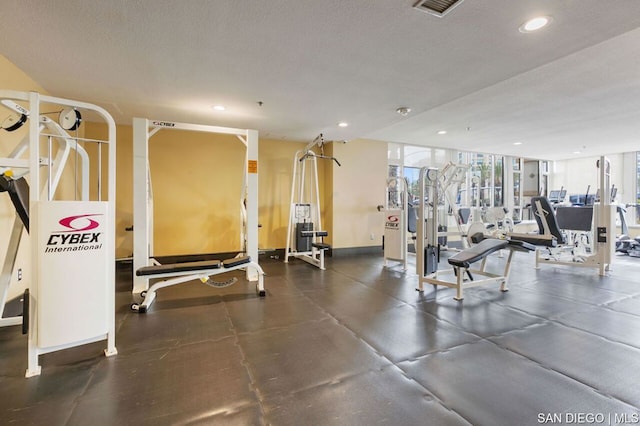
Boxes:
[1,0,640,160]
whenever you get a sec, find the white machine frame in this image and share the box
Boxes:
[132,118,260,294]
[383,176,410,270]
[418,246,519,301]
[0,90,117,377]
[1,114,91,329]
[131,256,264,312]
[438,162,472,249]
[533,156,615,276]
[416,166,532,300]
[285,134,337,270]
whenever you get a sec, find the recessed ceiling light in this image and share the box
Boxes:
[396,107,411,116]
[437,130,447,135]
[519,16,551,33]
[573,151,581,154]
[338,122,349,128]
[513,142,522,145]
[212,105,226,111]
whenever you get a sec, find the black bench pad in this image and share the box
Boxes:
[137,260,222,276]
[136,256,251,277]
[222,256,252,268]
[137,256,253,276]
[312,243,331,250]
[448,239,508,268]
[301,230,329,237]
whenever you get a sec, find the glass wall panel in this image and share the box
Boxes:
[404,166,422,204]
[493,156,503,207]
[404,145,431,168]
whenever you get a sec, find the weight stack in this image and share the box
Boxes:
[424,245,438,275]
[296,222,313,252]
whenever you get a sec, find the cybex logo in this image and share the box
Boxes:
[44,214,103,254]
[58,214,101,232]
[152,121,175,127]
[385,215,400,229]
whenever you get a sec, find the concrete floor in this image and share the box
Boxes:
[1,251,640,425]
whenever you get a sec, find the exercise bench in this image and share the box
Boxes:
[299,229,331,270]
[417,238,535,300]
[131,255,265,313]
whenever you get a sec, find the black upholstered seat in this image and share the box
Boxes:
[448,239,508,268]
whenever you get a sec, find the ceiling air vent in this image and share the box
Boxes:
[413,0,465,17]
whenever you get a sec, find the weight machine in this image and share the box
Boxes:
[510,156,615,276]
[617,203,640,257]
[285,134,339,270]
[436,162,471,250]
[382,176,415,270]
[416,166,534,301]
[132,118,264,311]
[1,101,91,329]
[0,90,117,377]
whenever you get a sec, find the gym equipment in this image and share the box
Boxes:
[285,134,339,270]
[0,99,29,132]
[548,187,567,205]
[382,177,416,270]
[131,255,264,312]
[615,204,640,257]
[434,162,471,250]
[1,102,93,330]
[569,185,595,206]
[616,234,640,257]
[0,90,117,377]
[0,173,28,328]
[416,166,534,300]
[511,156,615,276]
[132,118,265,303]
[466,206,515,245]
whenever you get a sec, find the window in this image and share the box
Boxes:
[493,156,503,206]
[539,160,549,198]
[403,166,422,204]
[511,157,523,222]
[388,144,453,205]
[466,153,504,208]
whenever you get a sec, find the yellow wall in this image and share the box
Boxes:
[258,138,308,250]
[83,122,134,258]
[0,55,47,93]
[3,55,389,275]
[331,139,388,248]
[87,119,309,258]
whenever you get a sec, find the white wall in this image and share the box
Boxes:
[552,153,640,237]
[552,154,626,202]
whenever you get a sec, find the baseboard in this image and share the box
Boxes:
[332,246,382,257]
[117,245,385,268]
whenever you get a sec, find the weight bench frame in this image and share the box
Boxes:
[131,256,265,313]
[287,230,331,270]
[417,239,535,300]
